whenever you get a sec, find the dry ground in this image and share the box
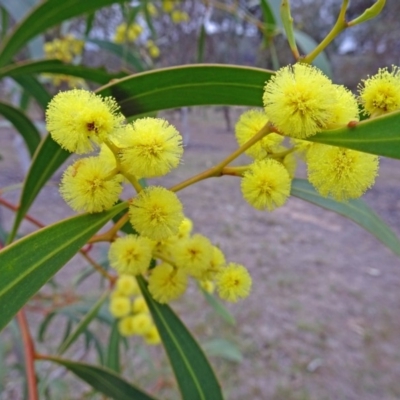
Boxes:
[1,107,400,400]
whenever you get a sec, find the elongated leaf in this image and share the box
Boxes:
[0,0,43,59]
[201,289,236,326]
[137,276,223,400]
[260,0,277,39]
[12,74,50,109]
[84,329,105,365]
[0,0,127,67]
[98,64,272,117]
[202,339,243,363]
[0,101,41,157]
[0,202,127,332]
[291,179,400,257]
[41,356,156,400]
[105,321,121,373]
[293,29,332,77]
[57,291,109,355]
[88,38,145,72]
[9,134,69,241]
[309,110,400,159]
[0,59,126,84]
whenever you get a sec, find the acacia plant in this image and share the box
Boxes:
[0,0,399,399]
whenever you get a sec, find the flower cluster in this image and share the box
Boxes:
[109,275,160,343]
[45,89,253,329]
[108,216,252,305]
[44,34,84,63]
[42,34,85,88]
[235,64,400,208]
[113,23,143,44]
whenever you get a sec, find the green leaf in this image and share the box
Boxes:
[9,134,69,242]
[260,0,277,39]
[309,110,400,159]
[202,339,243,363]
[57,291,109,355]
[0,100,41,157]
[137,276,224,400]
[0,0,43,59]
[0,202,127,332]
[196,23,206,63]
[41,356,157,400]
[291,179,400,257]
[293,29,332,77]
[0,59,126,84]
[88,38,146,72]
[201,289,236,326]
[12,74,50,109]
[105,321,121,373]
[97,64,273,117]
[0,0,127,67]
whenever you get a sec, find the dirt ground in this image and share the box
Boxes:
[1,107,400,400]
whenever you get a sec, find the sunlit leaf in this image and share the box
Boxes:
[0,202,127,332]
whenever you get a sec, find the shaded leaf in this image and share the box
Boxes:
[293,29,332,77]
[105,321,121,373]
[0,100,41,157]
[0,59,126,84]
[12,74,50,109]
[0,0,127,67]
[57,291,109,355]
[291,179,400,257]
[202,339,243,363]
[88,38,146,72]
[201,289,236,326]
[41,356,157,400]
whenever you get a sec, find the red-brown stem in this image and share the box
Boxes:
[16,310,38,400]
[0,197,44,228]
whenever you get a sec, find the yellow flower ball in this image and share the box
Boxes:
[307,144,379,201]
[216,263,252,302]
[109,296,131,318]
[327,84,359,128]
[241,159,291,211]
[46,89,123,154]
[118,315,136,336]
[263,64,336,138]
[144,325,161,345]
[129,186,184,240]
[60,157,123,213]
[174,234,213,277]
[198,246,226,281]
[235,109,283,159]
[109,235,153,276]
[115,275,140,296]
[148,263,188,304]
[132,296,149,314]
[177,217,193,239]
[119,117,183,178]
[199,280,215,294]
[130,313,153,335]
[358,66,400,117]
